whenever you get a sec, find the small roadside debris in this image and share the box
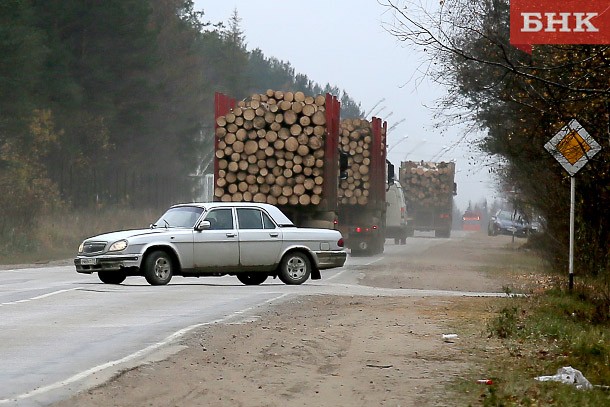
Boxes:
[535,366,592,390]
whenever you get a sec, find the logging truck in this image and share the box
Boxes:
[213,90,341,229]
[400,160,457,238]
[336,117,390,255]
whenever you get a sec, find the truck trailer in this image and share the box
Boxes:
[213,90,341,229]
[336,117,390,254]
[400,160,457,238]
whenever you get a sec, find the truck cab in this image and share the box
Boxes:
[385,181,408,244]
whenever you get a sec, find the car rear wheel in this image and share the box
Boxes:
[98,271,126,284]
[278,252,311,285]
[144,250,173,285]
[236,273,268,285]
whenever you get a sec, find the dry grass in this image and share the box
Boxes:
[1,207,158,265]
[438,237,610,406]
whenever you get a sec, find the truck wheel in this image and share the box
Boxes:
[98,271,126,285]
[394,238,400,245]
[237,273,268,285]
[278,251,311,285]
[400,237,407,245]
[143,250,173,285]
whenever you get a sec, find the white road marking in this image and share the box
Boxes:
[0,288,83,307]
[0,293,290,404]
[365,257,384,266]
[326,255,385,281]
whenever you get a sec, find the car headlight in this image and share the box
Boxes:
[108,240,128,252]
[78,242,85,253]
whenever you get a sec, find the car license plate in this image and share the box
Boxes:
[80,258,97,265]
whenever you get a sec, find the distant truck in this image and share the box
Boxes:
[336,117,391,255]
[462,210,482,232]
[400,161,457,238]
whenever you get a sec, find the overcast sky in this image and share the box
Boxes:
[195,0,498,211]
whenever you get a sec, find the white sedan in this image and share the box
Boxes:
[74,202,347,286]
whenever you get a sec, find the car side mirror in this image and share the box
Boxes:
[387,161,395,185]
[195,220,211,231]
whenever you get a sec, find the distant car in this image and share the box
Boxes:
[75,202,347,286]
[385,181,408,244]
[528,216,544,234]
[487,209,529,237]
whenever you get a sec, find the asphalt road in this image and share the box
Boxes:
[0,231,503,406]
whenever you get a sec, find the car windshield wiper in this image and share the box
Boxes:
[151,219,171,229]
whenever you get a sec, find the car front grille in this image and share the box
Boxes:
[82,242,107,254]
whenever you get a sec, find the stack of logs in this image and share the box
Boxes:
[214,89,328,205]
[338,118,385,205]
[399,161,455,207]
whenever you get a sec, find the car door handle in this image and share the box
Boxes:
[269,232,279,237]
[226,233,236,238]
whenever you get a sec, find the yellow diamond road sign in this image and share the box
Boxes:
[545,119,601,176]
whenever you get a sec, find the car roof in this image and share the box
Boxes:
[170,202,295,226]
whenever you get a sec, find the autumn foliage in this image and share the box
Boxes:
[384,0,610,282]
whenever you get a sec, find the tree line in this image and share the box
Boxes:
[383,0,610,282]
[0,1,363,252]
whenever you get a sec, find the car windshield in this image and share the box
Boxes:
[154,206,204,228]
[497,210,525,224]
[497,211,513,221]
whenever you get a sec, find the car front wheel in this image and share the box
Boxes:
[278,252,311,285]
[98,271,126,284]
[237,273,268,285]
[143,250,173,285]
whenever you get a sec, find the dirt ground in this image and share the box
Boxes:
[52,231,527,407]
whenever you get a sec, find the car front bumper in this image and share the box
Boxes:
[74,255,141,273]
[496,225,528,236]
[314,250,347,269]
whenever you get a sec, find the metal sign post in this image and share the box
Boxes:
[544,119,601,290]
[569,176,575,289]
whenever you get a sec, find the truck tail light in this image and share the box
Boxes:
[439,213,450,219]
[355,226,377,233]
[337,238,344,247]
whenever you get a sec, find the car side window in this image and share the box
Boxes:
[205,209,233,230]
[262,212,276,229]
[237,208,264,230]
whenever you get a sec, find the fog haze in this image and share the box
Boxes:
[197,0,498,210]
